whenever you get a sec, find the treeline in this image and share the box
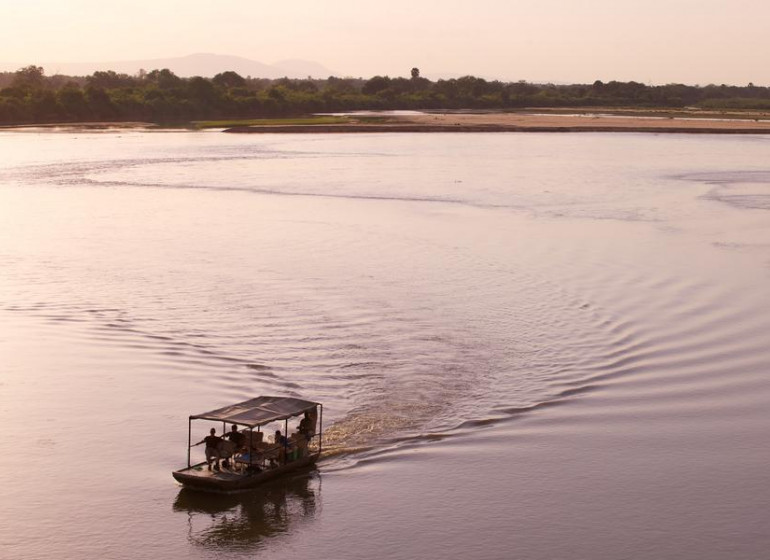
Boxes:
[2,65,770,125]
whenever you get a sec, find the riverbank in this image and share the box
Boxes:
[224,110,770,133]
[0,121,159,132]
[4,109,770,134]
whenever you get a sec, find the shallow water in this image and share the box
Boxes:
[1,130,769,559]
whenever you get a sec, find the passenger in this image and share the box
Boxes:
[274,429,291,463]
[274,429,288,447]
[238,431,267,469]
[291,431,308,458]
[298,412,313,440]
[307,407,318,436]
[226,424,246,451]
[193,427,222,471]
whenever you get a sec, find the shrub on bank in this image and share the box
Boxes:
[1,66,769,125]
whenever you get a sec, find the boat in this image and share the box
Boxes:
[172,395,323,492]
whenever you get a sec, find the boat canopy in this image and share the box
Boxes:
[190,396,319,428]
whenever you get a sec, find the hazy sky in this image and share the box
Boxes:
[2,0,768,85]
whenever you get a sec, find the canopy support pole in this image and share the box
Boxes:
[187,417,192,468]
[248,428,253,466]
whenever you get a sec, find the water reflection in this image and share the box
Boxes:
[173,471,321,552]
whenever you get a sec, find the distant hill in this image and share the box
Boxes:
[0,53,338,79]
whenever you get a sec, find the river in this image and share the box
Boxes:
[1,129,769,559]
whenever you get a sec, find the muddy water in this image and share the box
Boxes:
[1,130,769,559]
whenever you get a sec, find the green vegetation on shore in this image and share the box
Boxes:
[192,116,353,128]
[1,65,769,126]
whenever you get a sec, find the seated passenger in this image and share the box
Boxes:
[274,430,291,463]
[291,431,308,458]
[226,424,246,451]
[237,431,269,468]
[274,429,289,447]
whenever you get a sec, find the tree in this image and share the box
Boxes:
[13,65,45,90]
[411,67,420,79]
[362,75,391,95]
[187,77,219,106]
[30,89,60,121]
[87,70,136,90]
[267,85,287,102]
[324,76,357,95]
[213,71,246,89]
[146,69,182,90]
[57,86,88,120]
[85,86,116,119]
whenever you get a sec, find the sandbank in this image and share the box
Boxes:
[0,122,159,131]
[225,110,770,134]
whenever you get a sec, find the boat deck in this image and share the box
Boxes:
[173,454,319,491]
[178,462,251,481]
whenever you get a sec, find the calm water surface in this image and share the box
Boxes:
[1,130,769,559]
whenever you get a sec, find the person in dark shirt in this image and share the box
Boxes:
[298,412,314,440]
[273,429,292,463]
[226,424,246,451]
[274,430,288,446]
[194,427,222,471]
